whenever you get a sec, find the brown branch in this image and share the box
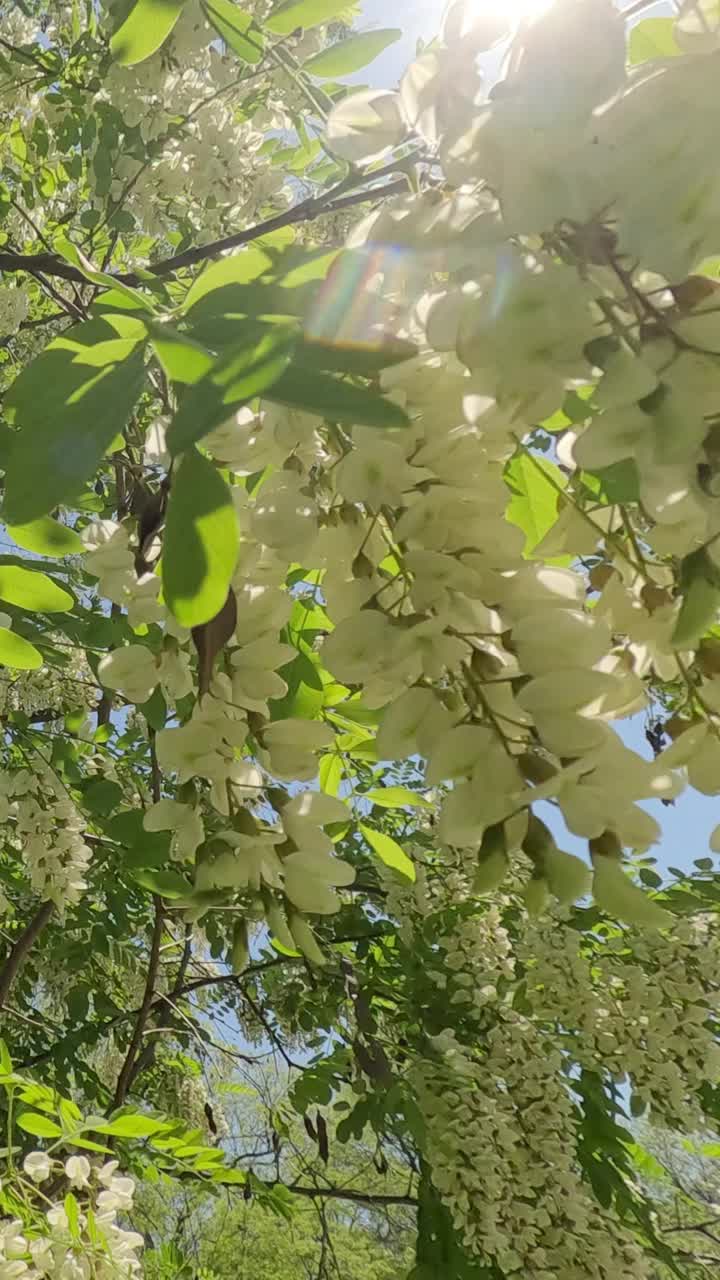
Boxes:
[282,1183,418,1207]
[0,900,53,1010]
[0,177,409,289]
[112,896,164,1109]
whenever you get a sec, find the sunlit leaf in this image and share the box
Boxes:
[110,0,187,65]
[303,29,401,77]
[163,448,239,627]
[359,823,415,881]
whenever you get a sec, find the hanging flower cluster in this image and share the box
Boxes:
[0,764,92,911]
[414,1023,651,1279]
[2,1154,143,1279]
[5,1,720,1276]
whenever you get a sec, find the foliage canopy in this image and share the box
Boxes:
[3,0,720,1276]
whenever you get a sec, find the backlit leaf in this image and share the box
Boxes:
[0,628,43,671]
[110,0,187,65]
[303,29,401,77]
[266,366,410,429]
[201,0,263,62]
[0,566,73,613]
[163,448,239,627]
[359,823,415,881]
[167,326,296,454]
[7,517,83,557]
[266,0,351,35]
[3,318,146,525]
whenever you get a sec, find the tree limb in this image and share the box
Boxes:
[282,1183,418,1207]
[0,177,409,289]
[0,900,54,1009]
[112,895,164,1109]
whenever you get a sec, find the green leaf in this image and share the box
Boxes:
[55,239,158,314]
[17,1112,62,1137]
[266,0,351,34]
[0,566,73,613]
[0,628,43,671]
[132,868,195,899]
[270,651,324,721]
[95,1114,170,1138]
[162,449,239,628]
[150,327,215,385]
[201,0,263,62]
[364,786,432,810]
[298,335,417,377]
[7,516,83,557]
[184,246,275,312]
[359,823,415,881]
[0,1040,11,1074]
[3,318,146,525]
[583,460,640,505]
[628,17,681,63]
[303,28,401,77]
[110,0,187,66]
[505,453,565,555]
[64,1194,80,1240]
[167,326,296,455]
[83,779,123,817]
[319,753,343,796]
[266,366,410,430]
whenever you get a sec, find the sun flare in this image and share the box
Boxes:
[466,0,554,24]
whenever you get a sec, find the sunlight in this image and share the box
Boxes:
[464,0,554,24]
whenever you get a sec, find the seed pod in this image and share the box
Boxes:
[264,896,297,952]
[474,824,508,895]
[544,847,592,906]
[522,876,549,917]
[231,918,250,973]
[523,814,554,864]
[289,913,327,967]
[673,547,720,648]
[592,857,671,930]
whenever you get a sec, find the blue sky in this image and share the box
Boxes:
[351,0,715,879]
[358,0,672,88]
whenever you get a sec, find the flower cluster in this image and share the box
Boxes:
[518,916,720,1127]
[2,1154,142,1279]
[414,1022,650,1279]
[0,765,92,912]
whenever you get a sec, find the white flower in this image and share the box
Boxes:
[282,849,355,915]
[64,1155,91,1189]
[23,1151,52,1183]
[325,89,406,165]
[97,645,158,705]
[143,798,204,860]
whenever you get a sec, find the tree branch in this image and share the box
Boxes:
[0,178,409,289]
[0,900,54,1009]
[282,1183,418,1207]
[112,896,164,1109]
